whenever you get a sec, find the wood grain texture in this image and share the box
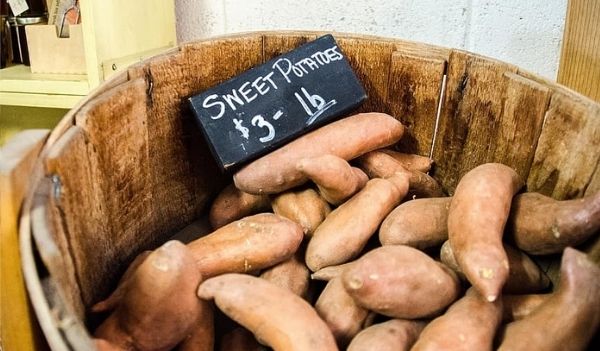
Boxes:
[387,52,446,156]
[263,33,318,61]
[335,37,396,114]
[0,129,48,351]
[432,50,518,194]
[527,91,600,200]
[493,72,552,181]
[558,0,600,102]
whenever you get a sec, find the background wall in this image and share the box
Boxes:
[175,0,567,80]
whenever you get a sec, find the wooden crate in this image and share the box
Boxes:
[16,32,600,350]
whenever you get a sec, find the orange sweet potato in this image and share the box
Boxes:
[271,187,331,237]
[297,154,368,205]
[507,191,600,255]
[259,250,310,298]
[198,273,338,351]
[311,262,354,281]
[94,241,202,351]
[379,149,433,173]
[187,213,303,278]
[233,112,405,194]
[440,240,550,294]
[342,245,461,319]
[209,184,271,229]
[501,294,551,322]
[315,277,370,347]
[411,288,503,351]
[379,197,451,249]
[178,302,214,351]
[448,163,523,302]
[498,248,600,351]
[306,175,409,271]
[347,319,426,351]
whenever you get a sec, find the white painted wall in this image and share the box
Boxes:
[175,0,567,79]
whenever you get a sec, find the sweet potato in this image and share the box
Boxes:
[448,163,523,302]
[187,213,303,278]
[497,248,600,351]
[507,191,600,255]
[342,245,461,319]
[379,149,433,173]
[440,240,550,294]
[94,241,202,351]
[501,294,551,322]
[311,262,354,281]
[315,277,370,347]
[209,184,271,229]
[306,175,409,271]
[411,288,502,351]
[271,187,331,237]
[356,151,444,198]
[219,327,267,351]
[233,112,405,194]
[91,250,151,313]
[198,273,338,351]
[347,319,426,351]
[259,250,310,298]
[178,301,214,351]
[297,154,368,205]
[379,197,451,249]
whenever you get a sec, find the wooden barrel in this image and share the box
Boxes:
[19,31,600,350]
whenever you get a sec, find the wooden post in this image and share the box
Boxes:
[1,129,49,351]
[557,0,600,102]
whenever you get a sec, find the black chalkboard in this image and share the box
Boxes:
[188,34,367,171]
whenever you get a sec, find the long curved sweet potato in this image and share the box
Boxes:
[342,245,461,319]
[94,241,202,351]
[233,112,405,194]
[271,187,331,237]
[497,248,600,351]
[501,294,551,322]
[306,175,409,272]
[347,319,426,351]
[187,213,303,278]
[380,197,451,249]
[198,273,338,351]
[209,184,271,229]
[411,288,503,351]
[260,250,310,298]
[448,163,523,302]
[440,240,550,294]
[379,149,433,173]
[507,191,600,255]
[315,277,370,347]
[297,154,368,205]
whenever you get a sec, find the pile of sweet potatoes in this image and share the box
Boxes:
[92,113,600,351]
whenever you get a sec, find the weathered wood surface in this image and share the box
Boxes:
[387,52,446,156]
[263,33,318,61]
[0,129,49,351]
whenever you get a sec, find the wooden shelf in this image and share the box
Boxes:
[0,65,89,108]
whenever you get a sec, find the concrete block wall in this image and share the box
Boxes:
[175,0,566,79]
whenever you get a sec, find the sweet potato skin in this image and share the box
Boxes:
[306,176,408,272]
[311,262,354,281]
[440,240,550,294]
[315,277,370,347]
[209,184,271,229]
[379,149,433,173]
[411,288,503,351]
[448,163,523,302]
[219,327,267,351]
[297,154,368,205]
[271,187,331,237]
[342,246,461,319]
[94,241,202,351]
[260,251,310,298]
[380,197,451,249]
[347,319,426,351]
[178,301,214,351]
[507,191,600,255]
[187,213,304,278]
[198,273,338,351]
[498,248,600,351]
[501,294,551,322]
[233,112,405,194]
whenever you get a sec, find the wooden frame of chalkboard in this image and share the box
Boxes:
[189,34,367,171]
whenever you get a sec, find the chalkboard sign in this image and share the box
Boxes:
[189,34,367,171]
